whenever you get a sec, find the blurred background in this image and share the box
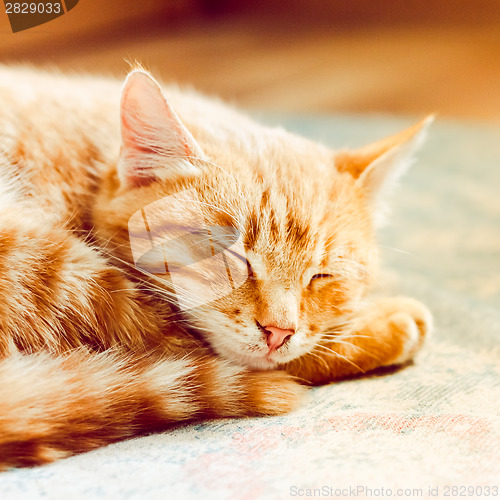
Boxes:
[1,0,500,120]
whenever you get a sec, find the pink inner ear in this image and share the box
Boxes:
[119,71,202,188]
[121,76,190,156]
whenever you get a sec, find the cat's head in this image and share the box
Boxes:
[94,70,431,370]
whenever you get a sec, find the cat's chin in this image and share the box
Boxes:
[215,345,281,370]
[241,354,279,371]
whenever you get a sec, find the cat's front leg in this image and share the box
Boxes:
[285,297,432,385]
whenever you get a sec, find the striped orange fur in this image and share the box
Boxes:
[0,66,432,469]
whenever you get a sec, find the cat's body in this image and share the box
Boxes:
[0,66,431,469]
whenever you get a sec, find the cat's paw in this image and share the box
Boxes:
[246,370,307,416]
[381,297,432,366]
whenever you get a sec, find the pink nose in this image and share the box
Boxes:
[262,325,295,352]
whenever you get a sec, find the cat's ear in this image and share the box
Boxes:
[118,70,204,188]
[335,116,433,225]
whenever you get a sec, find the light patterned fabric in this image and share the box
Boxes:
[1,116,499,499]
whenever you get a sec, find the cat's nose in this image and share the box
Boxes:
[261,324,295,352]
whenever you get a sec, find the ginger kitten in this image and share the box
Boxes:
[0,66,432,469]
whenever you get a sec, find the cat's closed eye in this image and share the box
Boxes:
[309,273,334,283]
[226,248,254,277]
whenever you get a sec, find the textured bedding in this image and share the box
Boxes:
[1,115,499,500]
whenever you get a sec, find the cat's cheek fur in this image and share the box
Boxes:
[299,282,366,337]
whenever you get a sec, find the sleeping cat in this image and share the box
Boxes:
[0,66,432,469]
